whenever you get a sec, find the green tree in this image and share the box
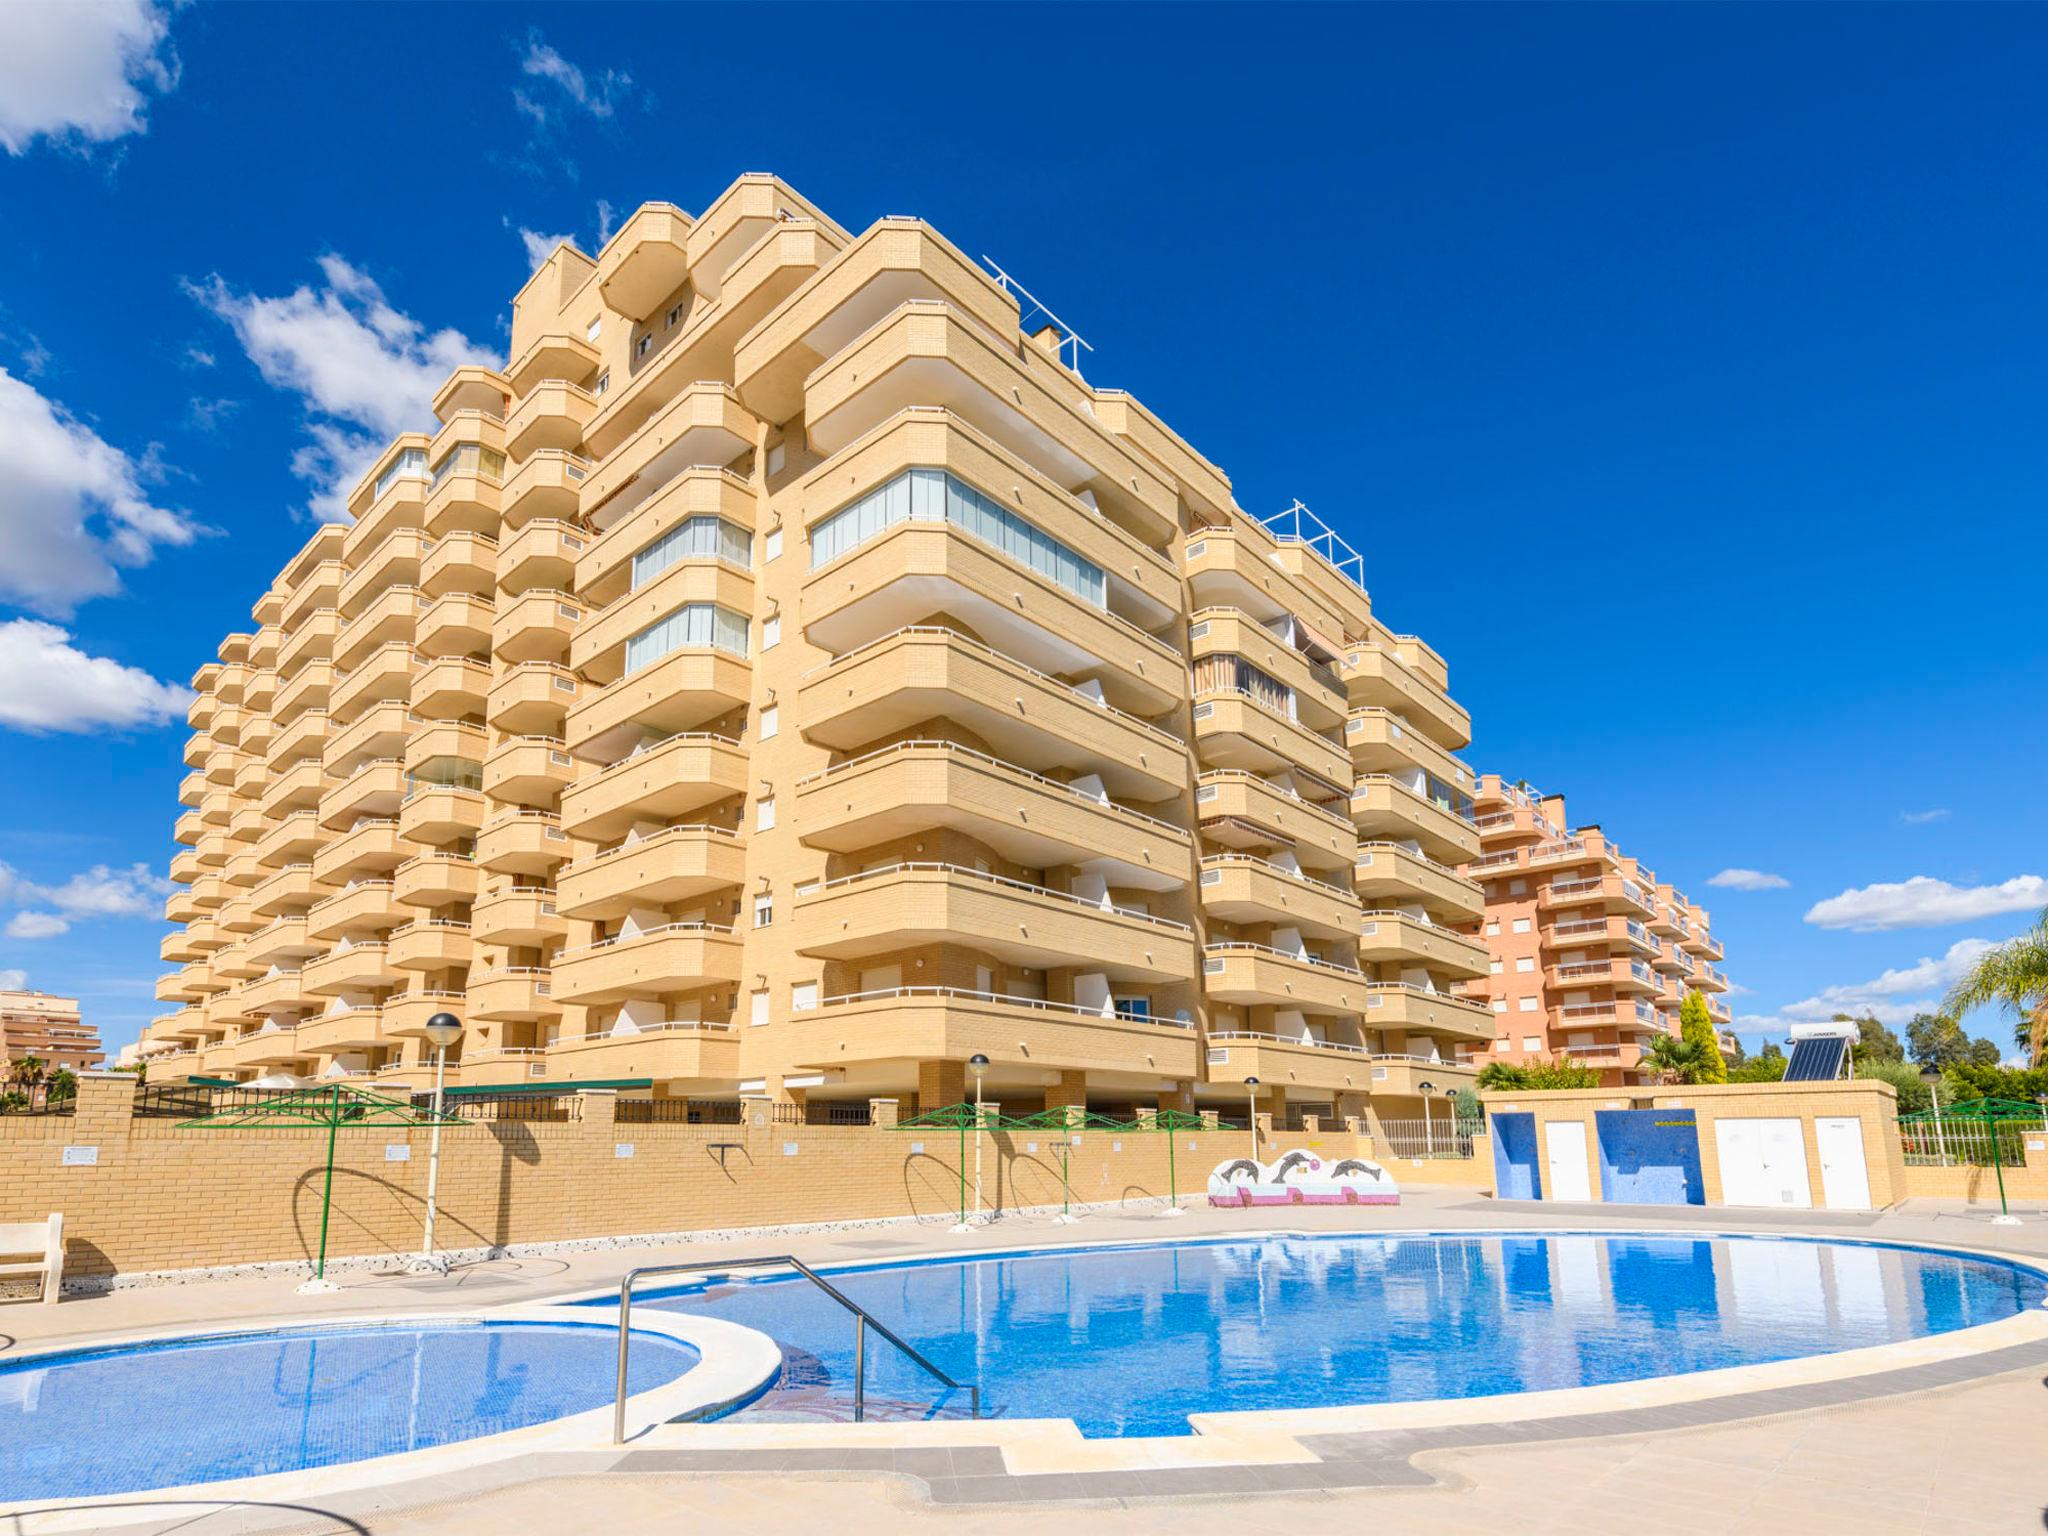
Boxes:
[6,1054,46,1092]
[1943,905,2048,1067]
[1758,1038,1785,1062]
[1906,1010,2004,1071]
[1475,1059,1604,1091]
[1841,1013,1904,1065]
[1728,1052,1788,1083]
[1450,1088,1482,1126]
[1851,1057,1931,1115]
[1939,1062,2048,1104]
[1679,993,1727,1083]
[1643,1032,1708,1085]
[46,1068,77,1103]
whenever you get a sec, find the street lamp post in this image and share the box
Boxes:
[409,1012,464,1275]
[953,1054,990,1234]
[1418,1080,1437,1158]
[1244,1076,1261,1163]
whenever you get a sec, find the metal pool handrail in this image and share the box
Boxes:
[612,1255,981,1442]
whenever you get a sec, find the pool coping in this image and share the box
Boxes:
[0,1304,784,1532]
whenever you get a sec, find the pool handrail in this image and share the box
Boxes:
[613,1254,981,1442]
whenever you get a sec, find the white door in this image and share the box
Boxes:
[1815,1117,1873,1211]
[1714,1118,1812,1208]
[1544,1120,1594,1202]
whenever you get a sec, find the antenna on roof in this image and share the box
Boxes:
[1262,500,1367,595]
[981,257,1094,373]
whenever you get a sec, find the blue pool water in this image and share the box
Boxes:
[611,1233,2045,1437]
[0,1320,697,1501]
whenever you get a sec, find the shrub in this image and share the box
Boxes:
[1852,1056,1931,1115]
[1476,1059,1603,1091]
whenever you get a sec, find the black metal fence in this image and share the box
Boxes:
[614,1098,745,1125]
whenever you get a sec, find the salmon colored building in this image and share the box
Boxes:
[1458,777,1731,1085]
[139,173,1487,1128]
[0,990,105,1074]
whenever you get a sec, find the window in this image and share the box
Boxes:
[752,893,774,928]
[630,516,750,587]
[1517,997,1539,1013]
[1511,917,1532,934]
[755,796,776,832]
[791,981,818,1012]
[593,370,610,397]
[1490,999,1508,1014]
[764,527,783,562]
[759,704,778,740]
[762,614,781,650]
[1485,920,1501,937]
[636,334,652,359]
[1515,957,1536,973]
[808,467,1106,607]
[585,317,602,342]
[373,448,428,500]
[666,302,684,329]
[1114,996,1151,1021]
[622,603,749,673]
[1489,959,1503,974]
[1509,878,1527,895]
[1521,1036,1543,1051]
[749,990,770,1026]
[766,443,786,476]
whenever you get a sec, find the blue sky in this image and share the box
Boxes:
[0,3,2042,1059]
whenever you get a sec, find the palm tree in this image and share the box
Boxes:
[1642,1033,1707,1085]
[8,1054,46,1091]
[1944,905,2048,1067]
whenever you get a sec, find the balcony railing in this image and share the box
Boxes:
[805,863,1193,933]
[817,986,1189,1027]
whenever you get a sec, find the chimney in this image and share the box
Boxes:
[1029,324,1063,359]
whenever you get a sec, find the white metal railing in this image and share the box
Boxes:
[803,862,1193,932]
[560,922,738,957]
[584,823,742,862]
[1374,1116,1477,1159]
[796,739,1186,837]
[819,986,1188,1027]
[1207,1030,1369,1056]
[1198,853,1354,898]
[1202,941,1363,978]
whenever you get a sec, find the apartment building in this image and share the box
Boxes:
[140,174,1488,1128]
[1459,777,1731,1084]
[1,990,105,1074]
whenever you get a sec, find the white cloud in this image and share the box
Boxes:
[1900,808,1951,826]
[1774,938,1996,1026]
[0,0,177,156]
[0,968,25,990]
[1804,875,2048,932]
[0,368,205,615]
[6,911,69,939]
[0,619,193,733]
[187,257,490,520]
[1708,868,1790,891]
[516,34,634,124]
[515,226,574,271]
[23,862,173,918]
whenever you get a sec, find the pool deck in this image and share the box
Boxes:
[4,1192,2045,1534]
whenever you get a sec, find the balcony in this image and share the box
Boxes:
[338,529,429,616]
[507,331,599,397]
[572,564,753,687]
[410,656,492,717]
[502,449,591,528]
[1200,944,1372,1017]
[802,520,1180,716]
[1357,912,1490,979]
[1183,524,1348,643]
[483,735,577,806]
[795,740,1191,892]
[311,818,404,883]
[575,469,754,615]
[268,707,330,771]
[229,1025,306,1070]
[331,645,422,726]
[475,810,572,876]
[777,987,1200,1083]
[306,880,403,942]
[1545,915,1658,957]
[392,852,480,909]
[595,202,691,321]
[414,592,495,658]
[487,661,581,735]
[555,825,746,920]
[471,885,561,945]
[402,718,488,778]
[384,990,469,1040]
[1365,1055,1480,1100]
[506,380,597,459]
[1537,874,1656,919]
[302,941,400,996]
[1341,645,1471,752]
[1551,958,1660,995]
[578,382,757,532]
[1188,610,1346,730]
[796,627,1183,801]
[280,560,344,628]
[343,468,427,561]
[1345,708,1473,794]
[793,863,1195,982]
[1352,843,1485,925]
[1203,1033,1378,1097]
[565,646,752,767]
[318,759,407,830]
[545,1023,741,1087]
[801,304,1175,545]
[552,923,744,1005]
[1349,778,1480,865]
[251,863,330,919]
[492,589,584,665]
[388,920,473,972]
[1189,689,1351,788]
[1198,856,1360,941]
[246,916,317,971]
[557,732,747,841]
[466,968,559,1024]
[417,530,498,602]
[334,587,420,670]
[212,941,262,982]
[1362,985,1495,1042]
[256,811,325,870]
[1193,771,1356,873]
[296,1007,387,1056]
[398,785,486,845]
[496,519,586,594]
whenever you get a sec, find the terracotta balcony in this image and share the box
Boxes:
[302,941,400,997]
[552,923,744,1006]
[475,810,572,876]
[555,825,747,920]
[802,521,1180,716]
[571,563,753,686]
[1200,944,1373,1017]
[795,740,1191,892]
[312,818,404,883]
[793,863,1195,982]
[578,383,757,532]
[796,627,1183,801]
[544,1023,741,1088]
[1203,1033,1378,1097]
[1193,771,1355,873]
[1189,689,1351,789]
[1546,915,1660,958]
[1551,957,1661,995]
[487,661,582,735]
[496,519,586,594]
[492,589,584,665]
[466,967,560,1024]
[470,885,561,945]
[399,785,486,845]
[388,921,473,972]
[1198,856,1361,942]
[419,529,499,600]
[574,465,754,609]
[777,987,1200,1083]
[393,851,480,908]
[306,880,403,942]
[557,732,747,841]
[1341,645,1471,752]
[1349,778,1479,866]
[1537,874,1657,920]
[483,734,577,807]
[1357,912,1490,979]
[1352,843,1485,925]
[414,591,495,658]
[410,656,491,718]
[565,647,752,767]
[1362,985,1495,1043]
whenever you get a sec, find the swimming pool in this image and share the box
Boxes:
[0,1317,700,1501]
[609,1232,2047,1437]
